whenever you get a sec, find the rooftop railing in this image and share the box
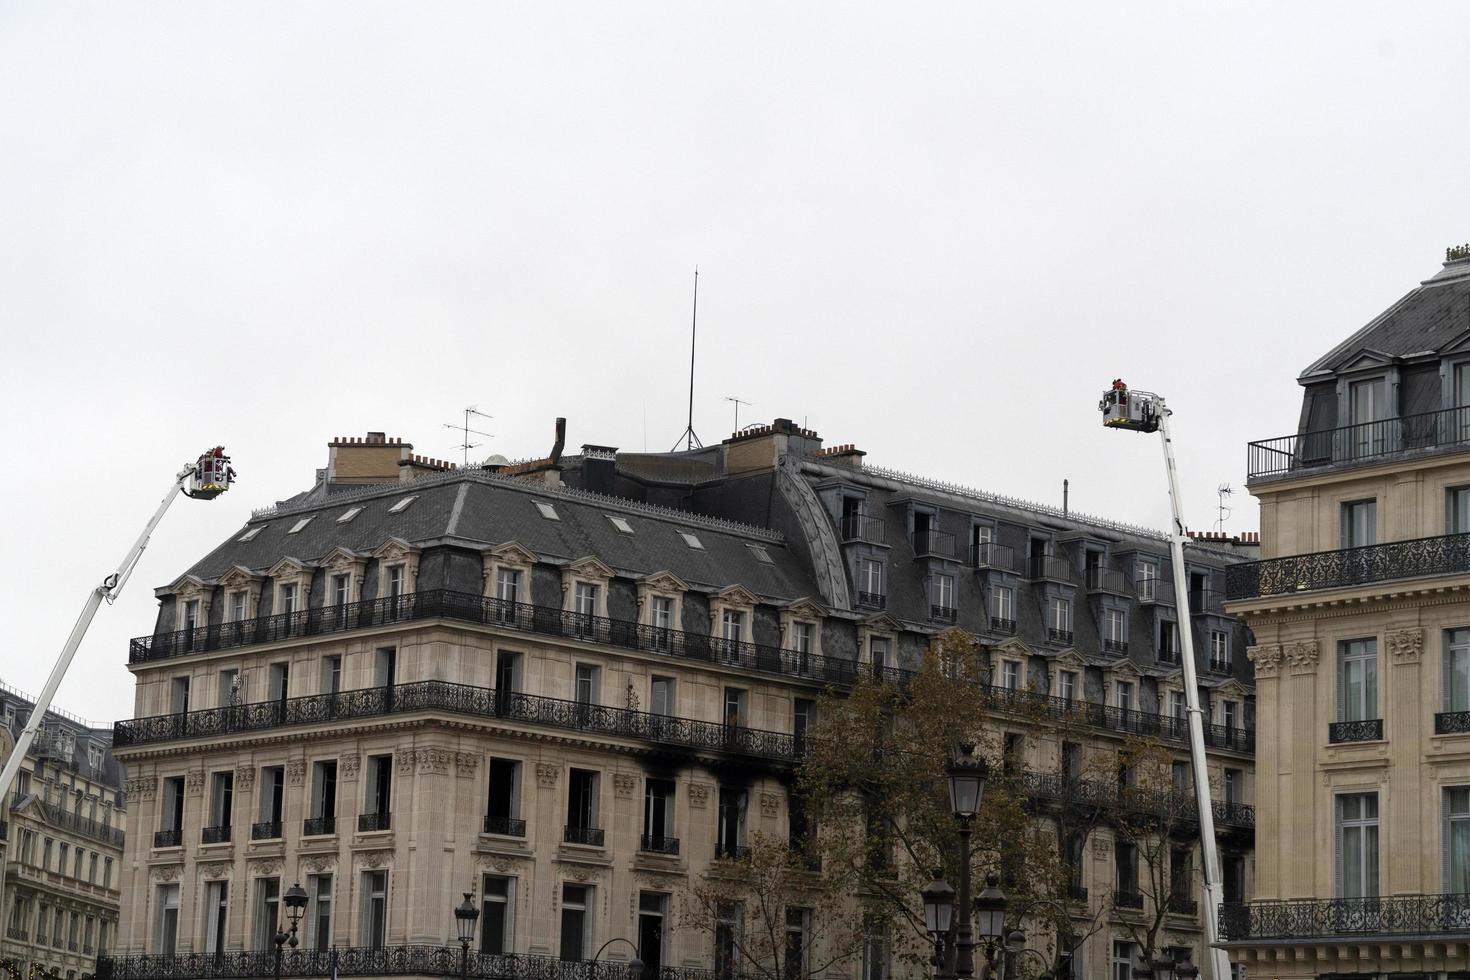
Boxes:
[969,542,1018,572]
[914,528,957,559]
[1219,893,1470,941]
[840,513,885,544]
[1225,531,1470,600]
[1027,554,1074,584]
[36,801,124,846]
[1247,405,1470,481]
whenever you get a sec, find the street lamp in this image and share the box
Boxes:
[922,873,955,975]
[454,893,481,980]
[590,937,644,979]
[274,882,308,980]
[945,745,987,979]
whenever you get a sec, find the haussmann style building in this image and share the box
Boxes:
[99,420,1258,980]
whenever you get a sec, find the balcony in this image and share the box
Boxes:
[840,513,885,544]
[564,825,604,847]
[1167,894,1198,916]
[639,834,680,855]
[914,528,957,559]
[1157,647,1180,665]
[989,617,1017,635]
[716,843,753,861]
[251,820,281,840]
[970,542,1017,572]
[1027,554,1074,584]
[1101,639,1128,657]
[1187,588,1226,614]
[1021,770,1255,831]
[931,605,958,624]
[1136,579,1173,605]
[6,928,26,942]
[855,590,887,610]
[1328,718,1383,743]
[1114,890,1144,910]
[1209,656,1233,675]
[152,829,181,848]
[1065,884,1089,904]
[201,825,231,844]
[1436,711,1470,734]
[483,816,526,837]
[358,812,392,833]
[1046,628,1074,646]
[1246,404,1470,482]
[1220,893,1470,941]
[1227,532,1470,600]
[36,801,125,846]
[302,816,336,836]
[1085,565,1128,594]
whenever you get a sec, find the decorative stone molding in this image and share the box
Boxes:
[339,755,360,782]
[1388,628,1425,664]
[759,792,781,818]
[302,855,336,874]
[235,767,257,791]
[248,859,283,876]
[566,864,605,884]
[455,753,480,778]
[185,771,206,796]
[613,773,638,799]
[536,763,560,788]
[200,861,232,879]
[417,748,451,775]
[397,752,417,775]
[151,865,182,882]
[358,850,392,870]
[126,776,157,801]
[477,854,527,875]
[688,784,710,809]
[1091,838,1112,858]
[287,760,307,787]
[1286,640,1319,675]
[1247,644,1283,678]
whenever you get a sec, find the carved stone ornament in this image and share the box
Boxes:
[455,752,480,778]
[759,792,780,818]
[1091,838,1112,858]
[416,748,451,775]
[151,865,182,882]
[359,850,392,870]
[1286,640,1319,674]
[248,859,283,876]
[477,854,526,875]
[397,752,418,775]
[688,784,710,809]
[567,865,603,883]
[235,767,257,790]
[287,760,307,787]
[126,776,157,801]
[613,773,638,798]
[536,763,560,788]
[302,855,336,874]
[200,861,233,879]
[1246,644,1283,679]
[340,755,360,782]
[1388,628,1425,664]
[185,771,206,796]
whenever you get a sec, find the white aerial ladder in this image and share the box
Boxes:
[0,448,236,807]
[1100,381,1231,980]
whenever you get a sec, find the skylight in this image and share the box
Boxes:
[607,515,634,534]
[535,501,560,521]
[287,517,314,534]
[747,544,774,564]
[679,531,704,550]
[238,526,264,542]
[388,496,417,514]
[337,506,363,523]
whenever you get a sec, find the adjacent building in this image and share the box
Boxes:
[1,681,128,979]
[1222,245,1470,978]
[102,422,1256,980]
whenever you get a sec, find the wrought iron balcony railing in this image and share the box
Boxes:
[840,513,885,543]
[1187,589,1226,614]
[250,820,281,840]
[1114,890,1144,910]
[1136,579,1173,605]
[6,927,26,942]
[1167,895,1198,916]
[716,843,753,861]
[564,825,604,847]
[639,834,680,855]
[302,816,335,836]
[914,528,957,559]
[855,590,886,609]
[1064,884,1088,903]
[1046,628,1074,646]
[1246,404,1470,482]
[1219,893,1470,940]
[1436,711,1470,734]
[931,605,958,623]
[36,801,125,846]
[1157,647,1180,665]
[1101,639,1128,657]
[358,812,391,833]
[97,946,753,980]
[1086,566,1128,594]
[1208,656,1233,674]
[1328,718,1383,743]
[115,680,799,764]
[200,825,231,844]
[1020,770,1255,831]
[1027,554,1074,583]
[989,617,1017,636]
[482,816,525,837]
[1226,531,1470,600]
[970,542,1017,572]
[152,829,181,848]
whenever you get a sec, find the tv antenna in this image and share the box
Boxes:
[443,406,494,466]
[671,267,703,452]
[723,396,752,432]
[1215,483,1234,533]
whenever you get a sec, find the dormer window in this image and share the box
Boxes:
[388,496,417,514]
[287,517,314,534]
[747,544,773,564]
[721,609,744,643]
[606,515,633,534]
[387,566,405,597]
[534,501,559,521]
[679,531,704,550]
[574,582,598,618]
[238,526,263,542]
[279,583,298,616]
[337,507,363,523]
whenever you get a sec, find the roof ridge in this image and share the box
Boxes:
[0,677,106,730]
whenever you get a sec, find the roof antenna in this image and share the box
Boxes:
[443,406,494,466]
[723,395,752,433]
[671,267,703,452]
[1063,478,1069,516]
[1215,483,1233,533]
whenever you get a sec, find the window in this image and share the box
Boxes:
[259,765,285,833]
[1058,670,1078,704]
[322,656,342,695]
[1339,638,1379,722]
[721,610,745,653]
[574,664,599,706]
[747,544,773,564]
[337,506,362,523]
[1135,559,1158,600]
[1169,690,1186,722]
[1001,660,1020,691]
[331,573,350,609]
[387,495,417,513]
[1447,629,1470,713]
[36,903,47,945]
[183,599,200,634]
[567,769,600,836]
[858,559,884,599]
[1224,767,1242,804]
[651,595,673,633]
[784,908,810,980]
[717,787,748,857]
[650,676,675,716]
[1169,846,1192,902]
[794,698,815,749]
[574,582,598,618]
[1115,680,1134,713]
[1158,621,1180,660]
[253,877,279,950]
[366,755,393,824]
[171,676,191,714]
[1114,840,1139,895]
[210,770,235,833]
[679,531,704,550]
[157,884,181,954]
[88,852,97,883]
[310,761,338,830]
[792,622,814,668]
[1447,787,1470,893]
[375,648,397,687]
[362,871,388,948]
[1112,940,1137,980]
[1223,699,1239,731]
[1348,376,1388,454]
[991,585,1014,624]
[1104,608,1126,644]
[238,526,264,542]
[387,566,405,598]
[161,775,185,836]
[1047,596,1072,635]
[496,568,521,603]
[715,902,741,977]
[639,892,668,975]
[58,843,69,876]
[482,876,514,954]
[1172,761,1190,794]
[606,514,634,534]
[486,758,522,833]
[534,500,560,521]
[1450,486,1470,535]
[308,875,332,950]
[229,591,247,623]
[723,688,747,727]
[1210,630,1230,665]
[932,574,955,611]
[869,637,889,674]
[204,880,228,955]
[1337,792,1379,897]
[644,778,675,848]
[560,884,592,961]
[1223,854,1246,905]
[103,857,113,888]
[287,517,313,534]
[1341,499,1378,548]
[278,583,298,616]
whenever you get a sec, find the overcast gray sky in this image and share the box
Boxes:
[3,3,1467,722]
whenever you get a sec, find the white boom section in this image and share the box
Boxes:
[1155,400,1230,980]
[0,464,195,807]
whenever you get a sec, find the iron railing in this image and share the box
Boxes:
[931,605,958,623]
[855,590,886,609]
[1226,531,1470,600]
[1027,555,1074,583]
[483,816,525,837]
[1114,890,1144,910]
[37,801,124,846]
[639,834,680,855]
[302,817,335,836]
[1136,579,1173,604]
[1101,639,1128,657]
[840,514,885,543]
[1020,770,1254,830]
[1064,884,1088,904]
[970,543,1017,572]
[251,820,281,840]
[1246,404,1470,481]
[1328,718,1383,743]
[1167,895,1198,916]
[1187,589,1226,614]
[1208,656,1233,674]
[563,825,603,846]
[97,946,743,980]
[359,813,392,832]
[989,618,1017,635]
[1046,628,1074,646]
[1219,893,1470,940]
[1086,566,1127,594]
[152,829,181,848]
[6,928,26,941]
[914,528,957,559]
[1437,711,1470,734]
[716,844,752,861]
[201,825,231,844]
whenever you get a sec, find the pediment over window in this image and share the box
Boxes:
[991,637,1033,659]
[318,546,365,571]
[784,597,826,619]
[372,537,418,563]
[485,541,537,566]
[1338,348,1396,373]
[714,584,760,608]
[163,573,210,598]
[566,556,616,581]
[1108,658,1143,680]
[1052,651,1088,672]
[1214,678,1251,698]
[266,556,311,580]
[858,613,902,632]
[638,570,689,594]
[217,565,264,590]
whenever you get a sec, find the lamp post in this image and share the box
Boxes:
[945,744,986,979]
[454,893,481,980]
[589,937,644,980]
[922,873,955,976]
[972,877,1006,978]
[274,882,308,980]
